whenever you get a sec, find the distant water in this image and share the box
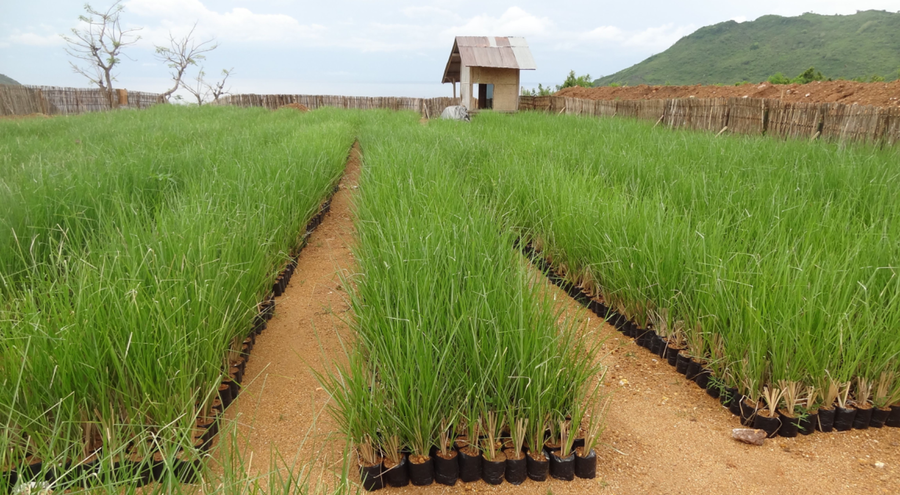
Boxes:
[231,80,456,98]
[120,77,551,100]
[227,79,551,99]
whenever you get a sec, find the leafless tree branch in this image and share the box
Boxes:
[61,0,141,107]
[155,23,219,101]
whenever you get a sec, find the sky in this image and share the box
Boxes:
[2,0,900,99]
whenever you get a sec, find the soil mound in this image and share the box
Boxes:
[278,102,310,112]
[556,80,900,108]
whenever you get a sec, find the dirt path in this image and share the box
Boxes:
[218,144,361,489]
[220,142,900,494]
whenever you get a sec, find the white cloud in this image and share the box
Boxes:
[731,16,748,23]
[445,7,555,38]
[7,31,65,47]
[125,0,325,45]
[580,26,625,42]
[621,23,696,50]
[401,6,459,20]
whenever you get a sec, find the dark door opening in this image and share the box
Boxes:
[477,83,494,110]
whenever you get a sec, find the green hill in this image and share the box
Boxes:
[0,73,22,85]
[594,10,900,86]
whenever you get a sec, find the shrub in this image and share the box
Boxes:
[768,72,791,85]
[556,70,594,90]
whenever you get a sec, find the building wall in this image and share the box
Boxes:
[459,66,520,112]
[460,66,471,110]
[470,67,520,112]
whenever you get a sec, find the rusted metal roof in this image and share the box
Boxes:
[442,36,536,84]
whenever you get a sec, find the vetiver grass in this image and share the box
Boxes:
[321,110,605,475]
[0,105,356,488]
[451,110,900,419]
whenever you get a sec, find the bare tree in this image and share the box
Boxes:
[155,23,218,101]
[207,68,234,103]
[183,67,234,106]
[62,1,141,107]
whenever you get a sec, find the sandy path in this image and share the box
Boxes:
[219,141,900,494]
[217,144,361,489]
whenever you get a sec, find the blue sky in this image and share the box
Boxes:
[2,0,899,98]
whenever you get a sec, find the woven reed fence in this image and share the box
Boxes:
[518,95,900,147]
[0,85,164,116]
[217,94,460,119]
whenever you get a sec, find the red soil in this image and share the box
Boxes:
[556,80,900,108]
[278,102,310,112]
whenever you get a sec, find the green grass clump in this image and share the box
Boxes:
[321,110,605,469]
[455,110,900,417]
[0,105,356,486]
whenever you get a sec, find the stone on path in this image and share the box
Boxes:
[732,428,767,446]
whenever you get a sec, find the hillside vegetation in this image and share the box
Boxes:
[0,74,21,85]
[594,10,900,86]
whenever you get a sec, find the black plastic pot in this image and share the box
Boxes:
[0,470,17,493]
[482,455,505,485]
[383,455,409,488]
[834,406,857,431]
[817,407,836,432]
[665,346,681,367]
[636,329,654,349]
[885,405,900,427]
[574,448,596,479]
[623,321,639,338]
[834,406,856,431]
[728,395,745,417]
[504,451,527,485]
[705,376,722,399]
[457,448,482,483]
[659,336,670,358]
[694,368,712,389]
[752,413,781,438]
[174,458,201,484]
[526,451,549,482]
[359,461,384,492]
[675,352,691,375]
[721,386,740,407]
[230,365,243,386]
[852,407,873,429]
[218,383,233,409]
[608,313,626,331]
[799,412,817,435]
[227,376,240,400]
[685,359,702,380]
[870,407,891,428]
[777,411,800,438]
[119,459,153,487]
[433,451,457,486]
[548,450,575,481]
[408,456,433,486]
[739,399,759,427]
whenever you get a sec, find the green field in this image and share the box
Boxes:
[2,105,899,492]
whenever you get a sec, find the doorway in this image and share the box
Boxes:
[477,83,494,110]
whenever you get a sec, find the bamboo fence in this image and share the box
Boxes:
[516,95,899,148]
[216,94,459,119]
[0,85,164,116]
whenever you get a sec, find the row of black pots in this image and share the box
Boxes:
[359,447,598,491]
[518,240,900,438]
[276,185,339,296]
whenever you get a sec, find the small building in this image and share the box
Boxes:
[441,36,536,112]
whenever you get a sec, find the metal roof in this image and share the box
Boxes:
[442,36,536,84]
